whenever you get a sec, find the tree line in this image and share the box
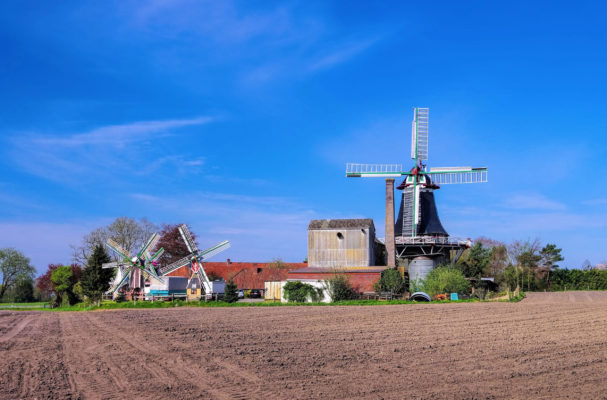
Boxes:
[1,217,197,305]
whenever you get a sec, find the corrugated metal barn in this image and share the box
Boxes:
[308,219,375,268]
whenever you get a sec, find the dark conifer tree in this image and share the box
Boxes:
[81,244,114,306]
[223,280,238,303]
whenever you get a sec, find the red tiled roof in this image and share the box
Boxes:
[167,261,308,290]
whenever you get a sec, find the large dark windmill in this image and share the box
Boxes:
[346,107,488,285]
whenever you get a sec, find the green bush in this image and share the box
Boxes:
[373,269,405,294]
[421,266,471,297]
[115,292,126,303]
[324,274,354,302]
[550,269,607,290]
[283,281,323,302]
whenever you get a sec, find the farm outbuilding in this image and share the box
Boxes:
[308,219,376,268]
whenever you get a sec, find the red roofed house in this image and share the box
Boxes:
[166,259,307,292]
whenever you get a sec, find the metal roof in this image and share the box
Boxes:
[308,219,374,230]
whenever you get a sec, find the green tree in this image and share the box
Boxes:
[0,248,36,301]
[51,266,78,306]
[81,244,114,306]
[421,266,471,297]
[223,280,239,303]
[373,269,405,294]
[537,243,564,288]
[540,244,564,270]
[324,274,353,302]
[14,277,35,302]
[456,243,492,279]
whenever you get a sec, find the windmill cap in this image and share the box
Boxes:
[396,174,434,190]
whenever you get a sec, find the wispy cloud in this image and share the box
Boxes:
[30,117,212,147]
[9,116,213,186]
[308,38,379,72]
[582,198,607,206]
[129,190,316,261]
[501,193,566,211]
[122,1,386,84]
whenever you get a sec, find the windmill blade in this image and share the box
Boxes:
[158,255,191,276]
[147,248,165,263]
[345,163,407,178]
[106,238,131,260]
[411,107,429,162]
[138,233,159,258]
[197,240,231,262]
[401,186,415,237]
[178,224,198,253]
[111,266,132,293]
[413,183,421,231]
[427,167,488,184]
[142,265,165,284]
[102,261,121,269]
[197,266,212,294]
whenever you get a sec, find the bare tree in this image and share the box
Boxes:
[474,236,504,249]
[71,217,158,264]
[507,238,542,291]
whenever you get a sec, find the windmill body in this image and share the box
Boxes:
[158,224,230,299]
[346,107,488,288]
[102,233,165,295]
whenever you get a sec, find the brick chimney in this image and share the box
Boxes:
[385,178,396,267]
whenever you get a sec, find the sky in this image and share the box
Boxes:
[1,0,606,273]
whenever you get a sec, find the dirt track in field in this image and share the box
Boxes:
[2,292,607,399]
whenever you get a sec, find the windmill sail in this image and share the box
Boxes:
[107,238,131,260]
[411,107,429,162]
[198,240,231,261]
[139,233,160,259]
[147,248,165,262]
[402,186,416,237]
[178,224,198,253]
[428,167,488,184]
[196,265,213,295]
[159,255,191,276]
[110,267,132,293]
[345,163,405,178]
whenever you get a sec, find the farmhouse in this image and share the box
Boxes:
[165,259,307,293]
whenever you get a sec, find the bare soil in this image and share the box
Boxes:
[2,292,607,399]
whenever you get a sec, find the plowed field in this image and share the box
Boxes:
[2,292,607,399]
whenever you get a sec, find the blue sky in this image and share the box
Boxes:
[1,1,606,273]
